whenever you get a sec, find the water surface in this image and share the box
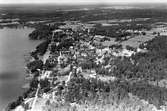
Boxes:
[0,27,40,110]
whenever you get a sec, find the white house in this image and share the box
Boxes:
[112,49,135,57]
[137,48,148,53]
[41,71,52,80]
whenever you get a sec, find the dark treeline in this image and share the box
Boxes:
[3,8,167,24]
[91,22,151,40]
[65,76,167,109]
[28,24,58,40]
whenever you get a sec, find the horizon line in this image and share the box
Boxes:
[1,2,167,5]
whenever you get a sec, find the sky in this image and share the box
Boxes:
[0,0,167,4]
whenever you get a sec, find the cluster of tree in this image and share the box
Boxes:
[109,44,122,49]
[44,59,57,69]
[30,51,39,60]
[143,36,167,58]
[7,96,24,110]
[126,45,136,51]
[35,40,50,55]
[79,58,97,70]
[58,38,74,49]
[65,75,167,108]
[26,60,43,72]
[30,40,50,60]
[52,32,67,42]
[28,24,58,40]
[65,76,111,102]
[39,79,51,93]
[23,78,51,100]
[92,24,131,38]
[29,78,39,89]
[96,67,111,75]
[50,38,75,52]
[130,81,167,108]
[92,23,151,41]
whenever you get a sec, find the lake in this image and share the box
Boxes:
[0,27,41,110]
